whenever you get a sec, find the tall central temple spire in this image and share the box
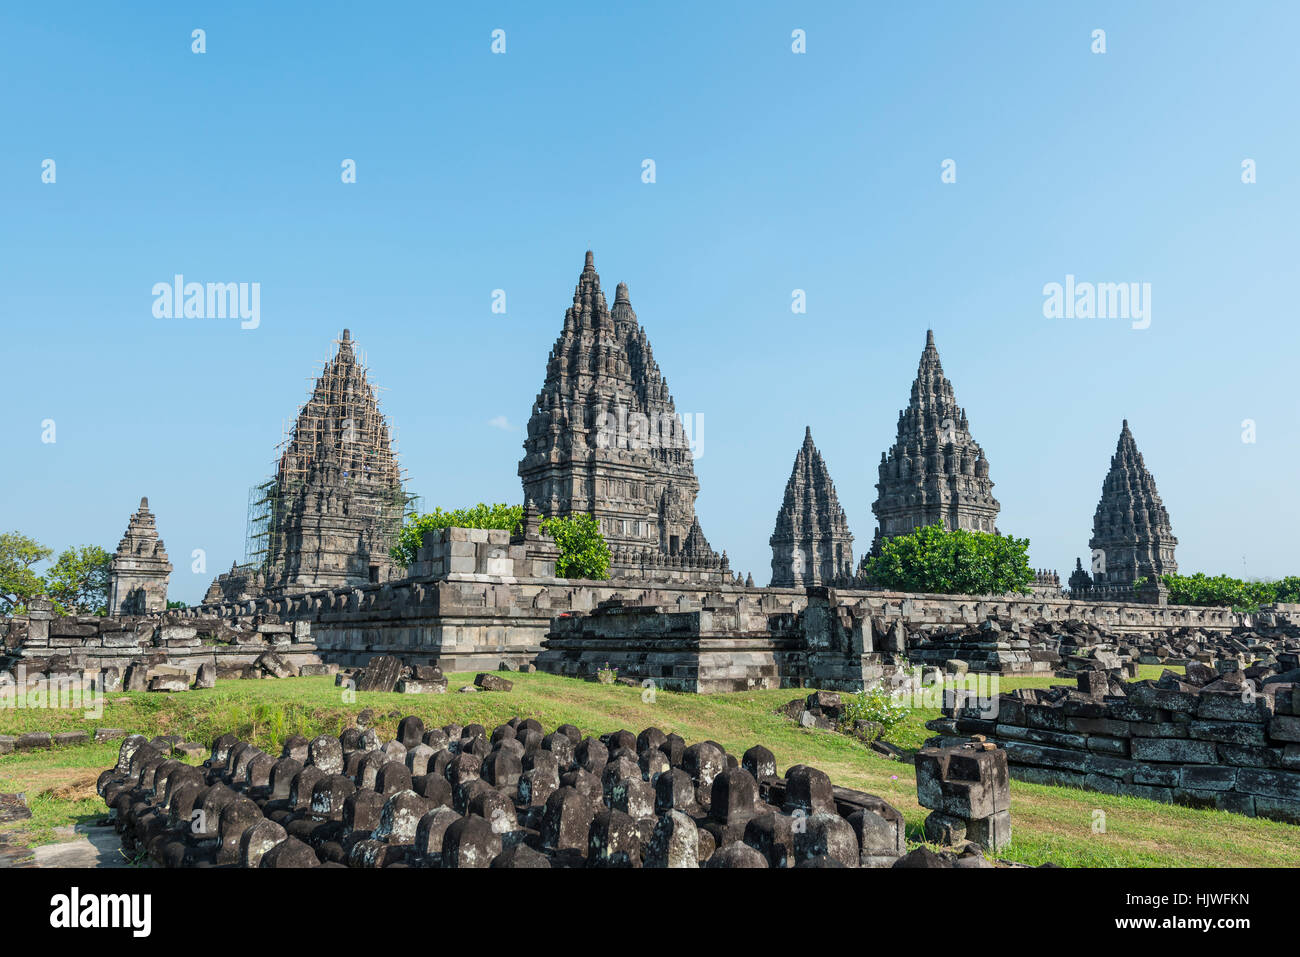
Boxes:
[519,252,723,571]
[871,330,1000,549]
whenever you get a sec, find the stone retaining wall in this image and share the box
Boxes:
[927,667,1300,823]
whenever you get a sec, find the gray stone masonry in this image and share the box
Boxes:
[926,650,1300,823]
[916,739,1012,852]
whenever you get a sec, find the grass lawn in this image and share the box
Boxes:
[2,664,1296,867]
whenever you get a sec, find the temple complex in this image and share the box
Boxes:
[107,497,172,615]
[871,331,1000,551]
[769,427,855,587]
[518,252,729,582]
[1074,420,1178,591]
[233,329,413,596]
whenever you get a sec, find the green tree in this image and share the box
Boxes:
[541,514,611,580]
[44,545,113,615]
[0,531,52,615]
[864,523,1034,596]
[389,503,524,567]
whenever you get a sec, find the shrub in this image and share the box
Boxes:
[1159,572,1300,613]
[840,687,912,739]
[390,503,524,567]
[540,514,611,580]
[864,524,1034,596]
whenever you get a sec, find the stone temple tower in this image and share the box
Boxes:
[871,330,1000,550]
[108,497,172,615]
[519,252,726,578]
[251,330,411,591]
[1084,420,1177,587]
[769,427,855,587]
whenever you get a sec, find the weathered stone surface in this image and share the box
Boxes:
[474,672,513,692]
[356,655,403,693]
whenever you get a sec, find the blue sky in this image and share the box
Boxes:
[3,2,1297,603]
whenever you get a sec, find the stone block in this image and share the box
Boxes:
[1236,767,1300,801]
[1268,715,1300,743]
[1130,737,1218,764]
[966,808,1011,853]
[1195,692,1272,723]
[1180,765,1237,791]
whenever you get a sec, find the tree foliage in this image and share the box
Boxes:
[0,531,52,615]
[864,524,1034,596]
[390,503,524,568]
[44,545,113,615]
[540,514,611,580]
[1158,572,1300,614]
[1,533,113,616]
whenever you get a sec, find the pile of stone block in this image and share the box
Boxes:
[335,655,449,694]
[1127,620,1300,669]
[907,616,1130,676]
[926,659,1300,823]
[95,718,914,868]
[915,739,1011,853]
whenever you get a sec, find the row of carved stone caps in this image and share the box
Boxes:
[96,719,910,868]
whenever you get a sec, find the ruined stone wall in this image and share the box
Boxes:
[0,599,326,684]
[929,672,1300,824]
[535,593,889,694]
[175,542,1242,676]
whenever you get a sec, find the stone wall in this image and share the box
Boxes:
[175,547,1242,683]
[0,599,326,686]
[927,664,1300,823]
[26,526,1234,687]
[536,589,889,693]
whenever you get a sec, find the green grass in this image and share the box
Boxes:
[2,663,1291,867]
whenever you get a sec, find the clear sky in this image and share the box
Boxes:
[3,2,1297,604]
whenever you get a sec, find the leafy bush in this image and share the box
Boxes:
[840,687,912,738]
[389,504,611,581]
[540,514,611,580]
[1159,572,1300,613]
[864,524,1034,596]
[390,503,524,567]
